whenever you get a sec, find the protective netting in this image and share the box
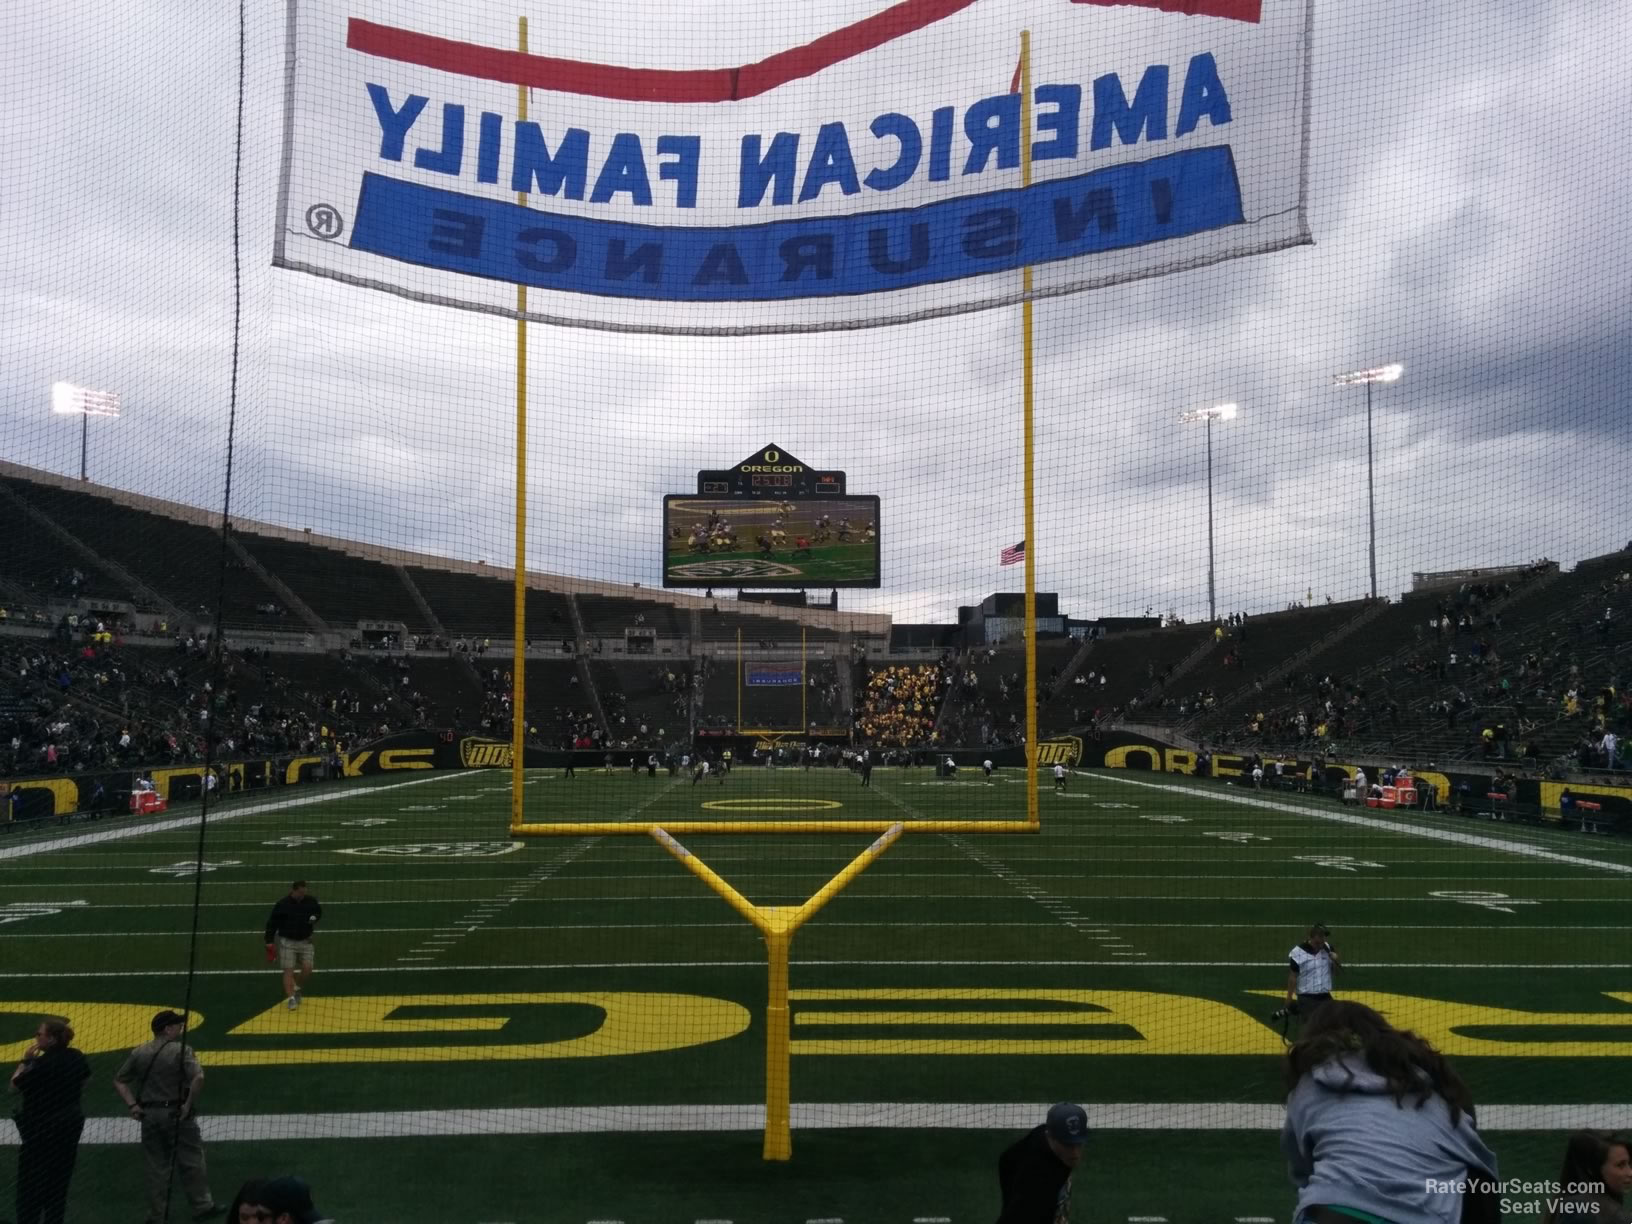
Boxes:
[3,1,1630,1221]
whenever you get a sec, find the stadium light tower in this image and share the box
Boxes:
[1332,363,1403,601]
[52,381,123,482]
[1179,402,1238,624]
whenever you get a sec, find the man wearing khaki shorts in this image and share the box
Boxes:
[263,880,322,1010]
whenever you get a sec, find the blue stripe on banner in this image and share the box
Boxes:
[348,147,1243,304]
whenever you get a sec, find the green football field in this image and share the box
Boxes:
[663,539,877,583]
[4,765,1630,1223]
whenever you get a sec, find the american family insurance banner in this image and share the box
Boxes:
[273,0,1311,334]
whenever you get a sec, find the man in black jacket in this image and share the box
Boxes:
[263,881,323,1011]
[996,1102,1088,1223]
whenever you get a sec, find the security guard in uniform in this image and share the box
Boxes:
[113,1010,222,1223]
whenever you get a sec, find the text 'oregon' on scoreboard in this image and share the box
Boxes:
[662,445,880,589]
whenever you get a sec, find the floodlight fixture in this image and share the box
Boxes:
[1333,362,1403,599]
[1179,402,1238,423]
[51,381,122,481]
[1332,363,1403,386]
[52,382,122,417]
[1180,403,1239,623]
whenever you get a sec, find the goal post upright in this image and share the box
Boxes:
[508,14,530,835]
[1019,27,1040,832]
[649,821,906,1160]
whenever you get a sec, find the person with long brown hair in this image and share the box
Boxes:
[1543,1131,1631,1224]
[9,1016,91,1224]
[1280,1001,1499,1224]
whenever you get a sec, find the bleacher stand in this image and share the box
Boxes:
[858,662,946,747]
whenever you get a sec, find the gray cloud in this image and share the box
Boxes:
[4,0,1629,630]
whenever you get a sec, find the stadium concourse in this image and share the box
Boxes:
[2,461,1629,818]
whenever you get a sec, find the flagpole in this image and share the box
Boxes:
[1019,29,1039,828]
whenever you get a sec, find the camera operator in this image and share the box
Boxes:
[1282,922,1342,1023]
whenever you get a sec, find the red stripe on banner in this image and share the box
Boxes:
[347,0,1257,104]
[347,20,735,103]
[739,0,984,100]
[1072,0,1261,21]
[348,0,983,104]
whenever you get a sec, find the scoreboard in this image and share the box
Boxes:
[695,445,847,498]
[662,445,879,589]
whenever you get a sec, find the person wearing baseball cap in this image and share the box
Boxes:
[239,1175,332,1224]
[996,1102,1089,1222]
[113,1010,223,1221]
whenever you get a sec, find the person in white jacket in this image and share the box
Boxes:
[1281,1000,1499,1224]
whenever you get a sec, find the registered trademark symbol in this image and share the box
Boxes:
[305,203,344,239]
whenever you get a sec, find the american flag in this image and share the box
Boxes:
[999,540,1025,566]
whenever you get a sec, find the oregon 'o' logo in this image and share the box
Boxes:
[763,449,779,462]
[701,799,843,813]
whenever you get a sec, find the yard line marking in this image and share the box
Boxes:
[392,838,601,963]
[0,774,456,861]
[912,1218,951,1223]
[1129,1217,1169,1222]
[1097,773,1632,874]
[1235,1217,1275,1222]
[2,1101,1621,1146]
[8,921,1620,941]
[11,959,1632,979]
[942,835,1103,937]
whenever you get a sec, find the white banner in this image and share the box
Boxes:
[274,0,1310,334]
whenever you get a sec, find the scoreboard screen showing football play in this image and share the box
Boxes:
[662,445,880,589]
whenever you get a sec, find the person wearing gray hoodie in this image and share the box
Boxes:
[1281,1001,1500,1224]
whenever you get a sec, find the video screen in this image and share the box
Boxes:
[663,495,881,588]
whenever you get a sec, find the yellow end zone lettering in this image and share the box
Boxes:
[8,991,1630,1064]
[1249,990,1632,1057]
[1,1003,200,1059]
[788,988,1283,1056]
[204,992,750,1065]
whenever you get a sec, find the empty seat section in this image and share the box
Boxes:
[237,534,431,632]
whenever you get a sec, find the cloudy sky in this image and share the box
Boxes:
[5,0,1630,626]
